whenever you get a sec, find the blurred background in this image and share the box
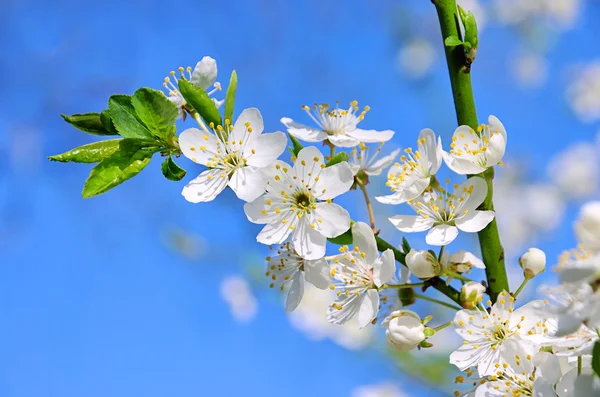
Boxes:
[1,0,599,396]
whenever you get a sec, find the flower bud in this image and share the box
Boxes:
[460,281,486,309]
[574,201,600,251]
[382,310,425,352]
[405,249,440,279]
[519,248,546,278]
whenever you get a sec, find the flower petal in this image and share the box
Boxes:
[182,169,228,203]
[417,128,442,174]
[442,150,485,175]
[285,272,304,312]
[256,215,296,245]
[304,258,331,289]
[375,176,430,205]
[293,146,325,186]
[347,128,395,143]
[484,130,506,168]
[449,250,485,269]
[312,202,350,238]
[179,128,219,166]
[488,115,507,142]
[292,219,327,260]
[389,215,434,232]
[190,56,217,90]
[327,134,360,147]
[350,222,379,264]
[228,167,267,202]
[456,176,488,213]
[313,162,354,200]
[232,108,264,144]
[281,117,327,142]
[244,196,273,224]
[425,225,459,246]
[245,131,287,168]
[365,148,400,176]
[455,210,495,233]
[357,289,379,328]
[373,249,396,287]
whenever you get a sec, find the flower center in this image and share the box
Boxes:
[301,101,370,135]
[292,190,315,214]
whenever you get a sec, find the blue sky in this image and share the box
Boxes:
[1,1,599,396]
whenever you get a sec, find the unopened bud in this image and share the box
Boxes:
[382,310,425,352]
[460,281,486,309]
[519,248,546,279]
[406,249,440,279]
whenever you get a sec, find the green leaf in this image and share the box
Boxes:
[178,79,222,127]
[61,112,119,136]
[402,237,411,255]
[327,229,352,245]
[108,94,154,139]
[131,87,178,140]
[444,35,463,48]
[224,70,237,123]
[326,152,349,167]
[458,5,478,49]
[593,341,600,377]
[161,156,187,181]
[100,110,119,134]
[288,134,304,158]
[48,139,123,163]
[82,139,157,198]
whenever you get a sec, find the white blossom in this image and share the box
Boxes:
[327,222,396,328]
[442,116,507,175]
[519,247,547,278]
[405,249,440,279]
[377,129,442,205]
[460,282,486,309]
[244,146,353,259]
[442,250,486,274]
[547,143,599,199]
[389,177,494,246]
[574,201,600,252]
[180,108,287,202]
[382,310,425,352]
[281,101,394,148]
[349,143,400,178]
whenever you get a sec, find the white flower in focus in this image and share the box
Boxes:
[266,241,331,312]
[349,143,400,177]
[180,108,287,202]
[548,143,599,199]
[327,222,396,328]
[460,281,486,309]
[376,129,442,205]
[162,56,223,113]
[382,310,425,352]
[281,101,394,148]
[244,146,353,259]
[574,201,600,252]
[450,290,551,377]
[519,247,547,278]
[219,275,258,324]
[405,249,440,279]
[442,116,507,175]
[389,177,494,246]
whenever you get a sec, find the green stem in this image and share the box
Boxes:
[446,270,472,282]
[434,321,453,332]
[438,245,446,261]
[578,356,582,375]
[383,282,426,289]
[432,0,509,302]
[358,183,376,231]
[414,293,462,311]
[512,277,530,299]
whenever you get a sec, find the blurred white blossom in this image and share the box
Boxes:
[396,39,437,80]
[494,0,582,29]
[352,382,410,397]
[511,53,548,88]
[219,275,258,324]
[547,142,599,199]
[566,61,600,123]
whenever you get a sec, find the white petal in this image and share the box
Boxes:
[347,128,395,143]
[313,162,354,200]
[228,167,267,202]
[455,210,495,233]
[456,177,488,213]
[304,258,331,289]
[312,202,350,238]
[232,108,264,144]
[179,128,219,166]
[375,176,430,205]
[294,146,325,186]
[389,215,434,232]
[256,215,295,245]
[190,56,217,90]
[358,289,379,328]
[244,196,271,224]
[280,117,327,142]
[292,219,327,260]
[365,148,400,176]
[484,131,506,167]
[425,225,459,246]
[327,134,360,147]
[488,115,507,142]
[373,249,396,287]
[182,169,228,203]
[351,221,378,264]
[418,128,441,173]
[442,150,485,175]
[245,131,287,168]
[449,250,485,269]
[533,351,562,385]
[285,272,304,312]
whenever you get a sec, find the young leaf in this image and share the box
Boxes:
[444,35,463,48]
[61,112,119,136]
[288,134,303,158]
[82,139,157,198]
[224,70,237,123]
[326,152,349,167]
[100,110,119,134]
[131,87,178,140]
[108,94,154,139]
[593,341,600,377]
[49,139,123,163]
[402,237,411,255]
[178,79,222,127]
[161,156,187,181]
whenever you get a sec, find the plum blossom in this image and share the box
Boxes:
[442,116,507,175]
[349,143,400,178]
[327,222,396,328]
[376,129,442,205]
[244,146,353,260]
[382,310,425,352]
[180,108,287,202]
[389,177,494,246]
[281,101,394,148]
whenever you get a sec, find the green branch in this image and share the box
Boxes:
[432,0,509,302]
